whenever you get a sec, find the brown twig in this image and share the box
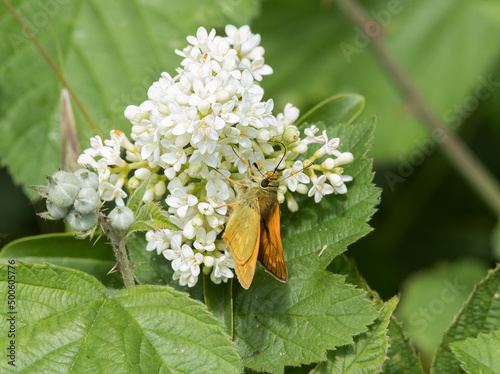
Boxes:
[336,0,500,215]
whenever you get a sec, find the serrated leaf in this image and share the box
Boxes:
[0,262,242,373]
[0,0,258,196]
[383,318,425,374]
[313,296,398,374]
[0,233,122,288]
[329,255,424,374]
[128,202,178,233]
[234,269,379,373]
[397,260,487,360]
[282,119,379,273]
[431,264,500,374]
[126,176,150,214]
[450,330,500,374]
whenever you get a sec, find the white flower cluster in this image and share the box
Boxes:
[77,25,355,288]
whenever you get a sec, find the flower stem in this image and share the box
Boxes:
[336,0,500,215]
[99,214,136,288]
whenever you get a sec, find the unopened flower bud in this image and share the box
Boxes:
[335,152,354,166]
[74,188,100,214]
[47,171,81,208]
[203,256,215,267]
[326,172,342,187]
[296,184,309,194]
[192,213,204,228]
[143,189,154,203]
[292,143,308,154]
[154,180,166,198]
[74,169,99,190]
[46,200,70,219]
[108,206,134,231]
[321,158,335,170]
[283,126,300,143]
[128,176,140,190]
[66,209,98,232]
[286,193,298,212]
[135,168,152,180]
[277,191,285,204]
[188,162,203,176]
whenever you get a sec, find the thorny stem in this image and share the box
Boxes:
[336,0,500,216]
[99,214,136,288]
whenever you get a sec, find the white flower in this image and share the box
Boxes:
[179,244,203,278]
[282,161,310,192]
[326,173,353,195]
[318,130,341,157]
[193,228,217,251]
[302,125,325,145]
[211,250,235,284]
[166,188,198,217]
[163,234,183,265]
[146,229,171,254]
[308,175,334,203]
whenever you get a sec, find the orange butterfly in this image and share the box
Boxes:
[222,148,311,289]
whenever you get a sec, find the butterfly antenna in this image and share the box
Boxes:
[273,141,287,173]
[209,166,248,188]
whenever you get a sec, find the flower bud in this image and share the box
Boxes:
[74,188,100,214]
[286,193,298,212]
[296,184,309,194]
[143,189,154,203]
[334,152,354,166]
[66,209,98,232]
[46,200,70,220]
[135,168,152,180]
[192,213,204,228]
[74,169,99,190]
[292,143,308,154]
[47,171,81,208]
[108,206,135,231]
[283,126,299,143]
[154,180,166,198]
[128,176,140,190]
[321,158,335,170]
[203,256,215,267]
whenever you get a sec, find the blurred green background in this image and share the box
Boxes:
[1,0,499,364]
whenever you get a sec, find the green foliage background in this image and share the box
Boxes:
[1,0,500,372]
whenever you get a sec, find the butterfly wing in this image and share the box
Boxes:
[222,198,260,289]
[258,202,287,282]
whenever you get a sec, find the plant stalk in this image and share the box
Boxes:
[336,0,500,215]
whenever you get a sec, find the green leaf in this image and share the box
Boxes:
[203,273,233,336]
[297,94,365,127]
[313,296,398,374]
[329,255,424,374]
[126,176,150,214]
[282,118,379,273]
[431,264,500,374]
[450,330,500,374]
[234,269,379,373]
[0,262,242,373]
[0,0,258,195]
[397,259,487,360]
[0,233,122,288]
[384,318,425,374]
[127,202,178,233]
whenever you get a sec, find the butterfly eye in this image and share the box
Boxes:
[261,178,269,188]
